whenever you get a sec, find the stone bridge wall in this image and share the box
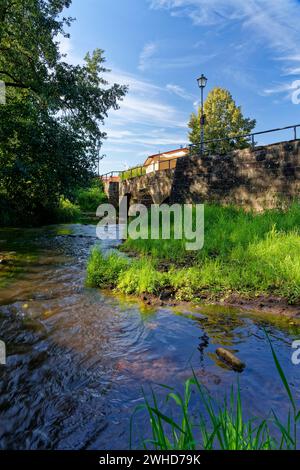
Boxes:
[170,140,300,210]
[103,180,119,208]
[106,140,300,211]
[120,169,175,206]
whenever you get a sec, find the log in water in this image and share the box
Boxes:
[216,347,245,371]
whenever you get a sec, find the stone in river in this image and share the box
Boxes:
[216,347,245,372]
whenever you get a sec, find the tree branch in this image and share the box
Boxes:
[0,71,31,90]
[0,70,18,81]
[4,82,30,89]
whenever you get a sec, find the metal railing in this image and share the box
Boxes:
[100,156,180,182]
[100,171,121,182]
[101,124,300,182]
[189,123,300,155]
[120,156,180,180]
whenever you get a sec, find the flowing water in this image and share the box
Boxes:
[0,223,299,449]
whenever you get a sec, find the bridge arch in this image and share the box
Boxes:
[119,168,176,208]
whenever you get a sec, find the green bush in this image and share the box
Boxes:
[53,197,81,223]
[0,191,17,226]
[76,186,107,212]
[121,166,146,180]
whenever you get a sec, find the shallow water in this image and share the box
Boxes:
[0,224,299,449]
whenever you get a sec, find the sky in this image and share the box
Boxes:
[59,0,300,174]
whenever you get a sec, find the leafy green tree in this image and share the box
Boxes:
[188,87,256,154]
[0,0,126,225]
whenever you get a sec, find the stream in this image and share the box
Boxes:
[0,223,299,449]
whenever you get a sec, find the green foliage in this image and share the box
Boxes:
[188,87,256,154]
[76,186,107,212]
[0,0,126,225]
[121,166,146,180]
[131,336,299,450]
[53,196,81,223]
[86,248,129,288]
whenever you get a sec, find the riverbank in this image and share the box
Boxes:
[0,179,107,227]
[86,204,300,317]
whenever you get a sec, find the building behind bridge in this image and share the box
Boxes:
[144,147,188,173]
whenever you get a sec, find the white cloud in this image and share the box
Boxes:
[166,83,195,101]
[57,34,83,65]
[101,67,189,169]
[58,34,72,57]
[150,0,300,99]
[56,39,191,169]
[150,1,300,51]
[263,81,298,101]
[283,67,300,76]
[281,55,300,62]
[150,1,299,43]
[138,42,158,71]
[106,127,187,147]
[107,69,163,95]
[109,94,187,128]
[105,68,188,128]
[138,46,215,71]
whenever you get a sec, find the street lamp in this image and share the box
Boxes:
[97,141,102,176]
[197,74,207,155]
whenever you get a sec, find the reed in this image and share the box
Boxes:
[130,334,299,450]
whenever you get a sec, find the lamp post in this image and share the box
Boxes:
[197,74,207,155]
[97,141,104,176]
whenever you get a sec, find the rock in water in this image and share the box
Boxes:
[216,347,245,372]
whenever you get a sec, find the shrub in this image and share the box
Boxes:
[76,186,107,212]
[121,166,146,180]
[53,197,81,223]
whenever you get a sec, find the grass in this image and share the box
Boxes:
[86,248,129,287]
[86,203,300,304]
[86,248,168,295]
[130,333,300,450]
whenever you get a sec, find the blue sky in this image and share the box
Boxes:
[60,0,300,174]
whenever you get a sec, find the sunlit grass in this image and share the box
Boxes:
[86,204,300,304]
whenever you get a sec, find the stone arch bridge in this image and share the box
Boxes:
[103,137,300,212]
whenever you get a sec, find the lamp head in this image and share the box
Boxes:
[197,74,207,89]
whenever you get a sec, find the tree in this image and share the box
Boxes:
[188,87,256,154]
[0,0,127,224]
